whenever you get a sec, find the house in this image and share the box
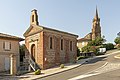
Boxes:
[77,38,91,51]
[77,7,101,50]
[24,9,78,70]
[0,33,23,74]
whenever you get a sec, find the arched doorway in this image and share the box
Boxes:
[31,44,36,62]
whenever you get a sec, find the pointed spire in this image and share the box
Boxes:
[94,6,99,19]
[95,6,99,19]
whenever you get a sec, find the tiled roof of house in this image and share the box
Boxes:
[78,38,91,42]
[0,33,24,41]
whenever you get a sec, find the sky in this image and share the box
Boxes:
[0,0,120,43]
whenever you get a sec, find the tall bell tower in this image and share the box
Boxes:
[92,7,101,40]
[30,9,39,25]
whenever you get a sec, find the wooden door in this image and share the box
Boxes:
[31,44,36,62]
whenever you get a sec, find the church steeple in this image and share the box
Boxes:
[94,6,99,20]
[30,9,39,25]
[92,7,101,40]
[95,7,99,19]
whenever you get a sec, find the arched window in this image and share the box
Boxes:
[50,37,53,49]
[32,15,34,22]
[31,44,35,62]
[61,39,63,50]
[70,41,73,51]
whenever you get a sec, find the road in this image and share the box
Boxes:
[38,50,120,80]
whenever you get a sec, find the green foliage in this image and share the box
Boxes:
[114,37,120,44]
[82,45,99,54]
[106,43,114,50]
[87,40,96,46]
[77,56,89,60]
[100,44,106,48]
[77,47,80,57]
[60,64,64,68]
[34,69,41,75]
[19,44,25,54]
[81,46,91,53]
[117,32,120,37]
[90,46,99,53]
[19,44,25,62]
[88,37,106,46]
[100,43,114,50]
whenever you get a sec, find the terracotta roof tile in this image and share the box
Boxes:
[78,38,91,42]
[0,33,24,41]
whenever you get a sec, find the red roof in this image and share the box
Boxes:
[0,33,24,41]
[78,38,91,42]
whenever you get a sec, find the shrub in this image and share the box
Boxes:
[100,44,106,48]
[34,69,41,75]
[100,43,114,50]
[60,64,64,68]
[114,37,120,44]
[82,46,99,54]
[106,43,114,50]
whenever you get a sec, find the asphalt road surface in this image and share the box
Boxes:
[38,50,120,80]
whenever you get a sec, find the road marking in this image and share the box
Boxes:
[68,51,120,80]
[68,62,120,80]
[68,73,99,80]
[68,62,108,80]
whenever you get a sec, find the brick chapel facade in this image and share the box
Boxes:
[24,9,78,69]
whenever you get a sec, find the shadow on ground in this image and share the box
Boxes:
[84,56,107,65]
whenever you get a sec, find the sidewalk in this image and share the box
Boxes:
[18,58,89,80]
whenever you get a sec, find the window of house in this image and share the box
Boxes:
[61,39,63,50]
[50,37,53,49]
[3,42,11,51]
[70,41,73,51]
[32,15,34,22]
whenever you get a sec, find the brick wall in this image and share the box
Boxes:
[25,28,77,70]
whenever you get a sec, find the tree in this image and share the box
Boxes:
[114,37,120,44]
[81,46,91,53]
[19,44,25,62]
[117,32,120,37]
[106,43,114,50]
[114,32,120,44]
[88,36,106,46]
